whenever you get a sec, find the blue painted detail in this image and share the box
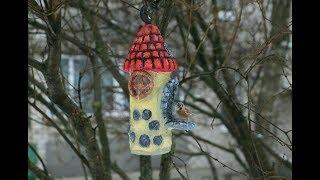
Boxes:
[127,124,131,132]
[161,101,168,109]
[168,117,174,122]
[163,112,173,119]
[166,113,173,120]
[161,95,169,102]
[163,87,170,93]
[168,78,178,88]
[129,131,135,142]
[164,92,171,97]
[172,77,179,85]
[149,120,160,130]
[166,103,172,110]
[142,109,152,120]
[139,134,150,147]
[165,120,196,131]
[133,109,140,120]
[161,75,196,130]
[162,111,169,118]
[161,76,179,123]
[168,86,176,93]
[167,83,174,89]
[153,135,163,145]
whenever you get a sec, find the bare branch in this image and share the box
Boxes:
[28,158,53,180]
[28,100,90,168]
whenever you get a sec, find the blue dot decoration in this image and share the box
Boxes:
[129,131,135,142]
[139,134,150,147]
[149,120,160,130]
[142,109,152,120]
[153,135,163,145]
[133,109,140,120]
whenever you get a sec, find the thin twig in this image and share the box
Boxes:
[187,132,249,177]
[28,142,49,174]
[118,0,140,11]
[77,71,83,109]
[28,100,91,168]
[171,158,188,180]
[171,154,190,180]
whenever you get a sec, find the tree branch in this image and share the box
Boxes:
[159,152,172,180]
[139,156,152,180]
[28,100,90,169]
[28,158,53,180]
[91,57,113,179]
[28,142,49,174]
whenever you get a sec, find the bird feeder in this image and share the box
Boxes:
[123,24,196,155]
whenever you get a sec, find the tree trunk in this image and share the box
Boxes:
[42,1,105,179]
[91,57,113,180]
[140,156,153,180]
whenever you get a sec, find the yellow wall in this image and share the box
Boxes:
[129,72,172,155]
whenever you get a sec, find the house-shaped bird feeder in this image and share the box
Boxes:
[123,24,196,155]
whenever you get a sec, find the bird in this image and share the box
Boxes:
[175,102,193,120]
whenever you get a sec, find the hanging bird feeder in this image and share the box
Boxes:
[123,3,196,155]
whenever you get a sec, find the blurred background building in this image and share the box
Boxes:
[28,0,292,179]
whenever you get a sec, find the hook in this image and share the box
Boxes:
[140,4,152,24]
[139,0,160,24]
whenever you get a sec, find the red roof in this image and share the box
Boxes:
[123,24,178,72]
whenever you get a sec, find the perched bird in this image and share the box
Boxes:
[175,102,193,120]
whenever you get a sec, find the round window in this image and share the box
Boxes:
[128,71,154,99]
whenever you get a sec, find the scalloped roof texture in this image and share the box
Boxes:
[123,24,178,72]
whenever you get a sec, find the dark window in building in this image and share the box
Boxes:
[60,55,127,114]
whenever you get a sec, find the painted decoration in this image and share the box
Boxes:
[123,24,196,155]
